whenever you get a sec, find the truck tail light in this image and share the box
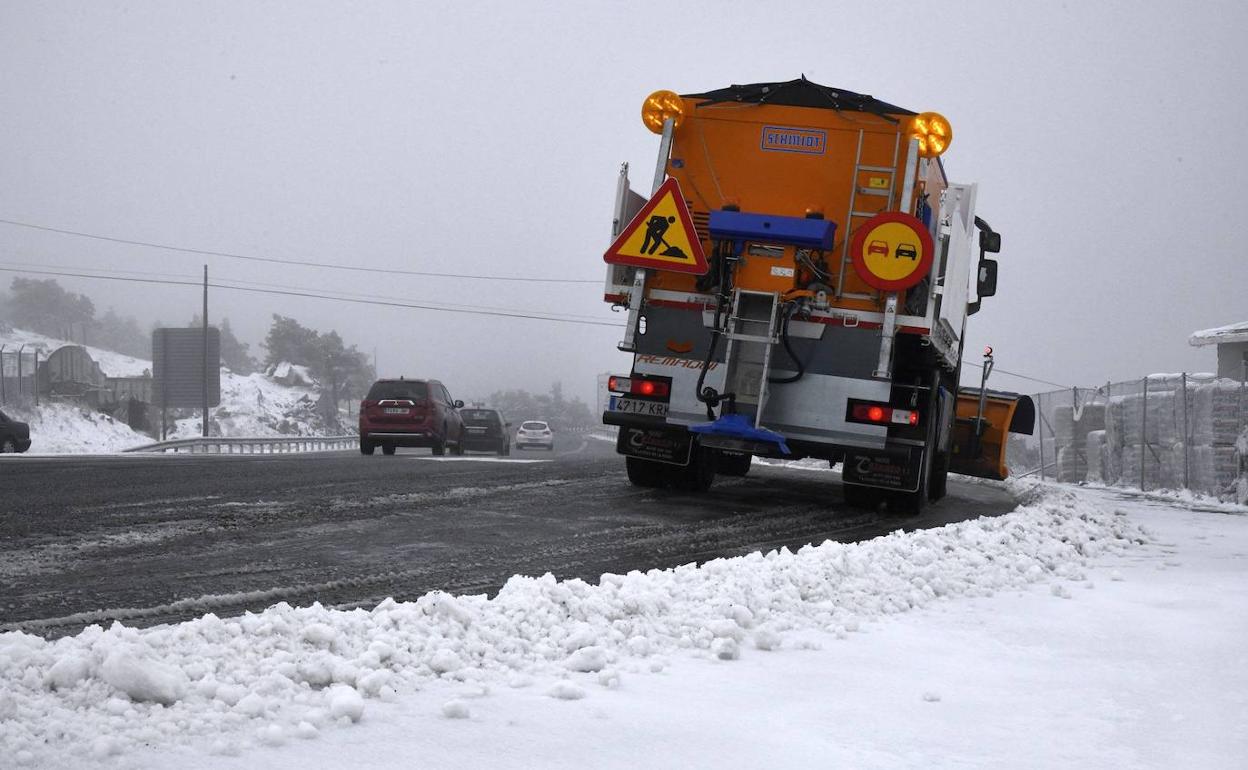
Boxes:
[849,402,920,426]
[608,375,670,398]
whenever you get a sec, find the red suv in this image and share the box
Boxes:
[359,378,466,456]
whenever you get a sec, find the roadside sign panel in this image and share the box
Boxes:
[152,327,221,408]
[604,178,708,274]
[849,211,934,291]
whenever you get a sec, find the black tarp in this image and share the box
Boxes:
[683,77,914,119]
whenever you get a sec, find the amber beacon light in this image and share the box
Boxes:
[911,111,953,158]
[642,90,686,134]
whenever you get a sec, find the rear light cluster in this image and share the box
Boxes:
[849,403,920,426]
[607,375,670,398]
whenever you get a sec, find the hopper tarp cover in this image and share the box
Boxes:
[683,77,915,117]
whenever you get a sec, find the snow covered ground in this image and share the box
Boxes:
[2,482,1244,768]
[0,401,149,454]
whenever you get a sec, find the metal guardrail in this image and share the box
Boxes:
[125,435,357,455]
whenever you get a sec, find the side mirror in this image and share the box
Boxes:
[979,229,1001,254]
[454,399,464,409]
[977,259,998,298]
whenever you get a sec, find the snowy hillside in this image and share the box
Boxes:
[2,482,1244,768]
[1,328,343,453]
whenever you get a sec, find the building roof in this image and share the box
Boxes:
[683,77,914,118]
[1189,321,1248,347]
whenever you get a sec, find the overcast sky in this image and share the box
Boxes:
[2,0,1245,404]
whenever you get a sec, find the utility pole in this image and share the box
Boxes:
[202,264,209,438]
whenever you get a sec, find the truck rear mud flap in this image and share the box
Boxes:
[617,426,693,467]
[842,446,923,493]
[949,388,1035,480]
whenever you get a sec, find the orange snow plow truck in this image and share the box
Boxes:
[602,78,1033,513]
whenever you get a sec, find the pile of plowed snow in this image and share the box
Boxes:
[0,484,1151,765]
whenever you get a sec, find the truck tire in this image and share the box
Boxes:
[843,482,884,510]
[625,456,668,488]
[717,451,752,477]
[677,445,717,492]
[432,441,445,456]
[382,444,397,456]
[360,439,375,456]
[928,450,949,501]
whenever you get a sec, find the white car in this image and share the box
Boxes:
[516,420,554,451]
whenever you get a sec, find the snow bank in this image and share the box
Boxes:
[0,484,1151,766]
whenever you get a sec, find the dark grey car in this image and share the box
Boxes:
[0,409,31,453]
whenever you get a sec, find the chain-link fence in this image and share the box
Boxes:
[0,347,40,407]
[1016,374,1247,500]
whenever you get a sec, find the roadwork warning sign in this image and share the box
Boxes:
[604,178,708,274]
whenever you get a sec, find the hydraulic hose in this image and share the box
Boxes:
[695,243,736,419]
[769,301,808,385]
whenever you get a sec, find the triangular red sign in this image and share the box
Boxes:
[604,178,708,274]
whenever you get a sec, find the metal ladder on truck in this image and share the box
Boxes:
[835,130,902,297]
[720,289,783,429]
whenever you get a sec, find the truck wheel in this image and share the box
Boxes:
[497,441,509,456]
[928,451,950,501]
[625,456,668,488]
[677,445,717,492]
[432,441,445,456]
[382,444,397,456]
[717,451,752,477]
[843,482,884,510]
[452,439,465,456]
[359,439,375,456]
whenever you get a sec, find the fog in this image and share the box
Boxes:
[2,0,1245,404]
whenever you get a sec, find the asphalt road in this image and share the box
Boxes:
[0,436,1017,637]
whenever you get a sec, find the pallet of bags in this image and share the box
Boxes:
[1120,389,1179,446]
[1214,445,1239,496]
[1104,396,1127,485]
[1120,444,1176,490]
[1053,403,1077,445]
[1085,429,1106,484]
[1181,444,1216,496]
[1056,445,1087,483]
[1078,403,1106,433]
[1189,379,1246,446]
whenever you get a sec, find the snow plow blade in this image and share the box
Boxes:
[949,388,1035,481]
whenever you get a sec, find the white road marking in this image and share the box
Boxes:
[412,457,549,464]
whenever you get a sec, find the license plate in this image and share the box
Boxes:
[610,397,668,417]
[467,427,486,433]
[383,407,408,414]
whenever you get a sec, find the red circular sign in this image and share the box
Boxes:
[849,212,935,292]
